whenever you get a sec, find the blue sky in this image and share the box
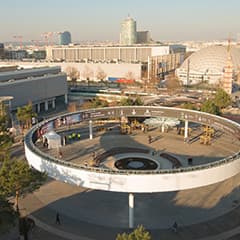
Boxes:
[1,0,240,42]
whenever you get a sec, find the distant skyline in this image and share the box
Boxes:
[1,0,240,43]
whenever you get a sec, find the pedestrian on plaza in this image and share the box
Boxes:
[55,212,61,225]
[148,135,152,144]
[172,221,178,233]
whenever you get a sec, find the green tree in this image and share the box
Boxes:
[201,99,220,115]
[0,113,13,162]
[91,97,109,108]
[0,158,46,211]
[181,102,197,110]
[134,96,143,106]
[0,195,17,234]
[16,103,37,130]
[116,225,151,240]
[120,97,134,106]
[0,134,12,162]
[119,97,143,106]
[214,88,232,109]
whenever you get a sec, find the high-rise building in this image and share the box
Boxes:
[120,17,137,45]
[137,31,150,44]
[60,31,72,45]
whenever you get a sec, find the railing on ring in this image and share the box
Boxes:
[25,124,240,175]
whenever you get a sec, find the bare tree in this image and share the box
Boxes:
[65,66,80,82]
[82,65,93,82]
[96,67,107,81]
[165,72,182,94]
[125,71,135,80]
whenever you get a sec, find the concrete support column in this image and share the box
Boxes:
[184,120,189,139]
[89,120,93,140]
[147,56,150,83]
[129,193,134,229]
[64,94,68,104]
[37,103,40,113]
[44,101,48,111]
[52,99,55,109]
[161,124,165,133]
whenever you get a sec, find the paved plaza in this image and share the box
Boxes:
[17,121,240,239]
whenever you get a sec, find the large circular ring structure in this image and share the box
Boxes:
[24,106,240,193]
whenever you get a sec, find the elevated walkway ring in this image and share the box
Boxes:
[24,106,240,193]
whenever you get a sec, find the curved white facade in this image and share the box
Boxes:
[24,106,240,193]
[176,45,240,85]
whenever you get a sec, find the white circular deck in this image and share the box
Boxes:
[24,106,240,193]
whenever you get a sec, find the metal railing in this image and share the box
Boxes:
[24,106,240,175]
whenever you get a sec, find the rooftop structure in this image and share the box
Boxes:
[0,66,68,111]
[46,44,186,63]
[60,31,72,45]
[176,45,240,88]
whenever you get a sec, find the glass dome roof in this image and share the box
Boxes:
[180,46,240,74]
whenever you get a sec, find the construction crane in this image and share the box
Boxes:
[31,40,40,49]
[55,31,63,45]
[41,32,55,46]
[13,35,23,49]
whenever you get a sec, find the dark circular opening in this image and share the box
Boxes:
[115,157,158,170]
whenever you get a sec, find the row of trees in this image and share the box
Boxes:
[81,96,144,110]
[66,66,137,82]
[0,104,46,236]
[182,88,232,115]
[16,103,37,130]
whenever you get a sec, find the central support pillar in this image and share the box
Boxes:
[184,120,189,140]
[89,120,93,140]
[129,193,134,228]
[161,124,165,133]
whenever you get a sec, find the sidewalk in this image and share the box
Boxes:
[19,191,240,240]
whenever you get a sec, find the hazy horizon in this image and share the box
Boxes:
[1,0,240,43]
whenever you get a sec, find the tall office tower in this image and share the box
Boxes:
[120,16,137,45]
[137,31,150,44]
[60,31,72,45]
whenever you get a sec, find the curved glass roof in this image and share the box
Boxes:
[180,46,240,74]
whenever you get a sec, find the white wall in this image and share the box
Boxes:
[24,106,240,193]
[25,145,240,193]
[0,61,142,81]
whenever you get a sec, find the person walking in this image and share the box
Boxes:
[172,221,178,233]
[148,135,152,144]
[55,212,61,225]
